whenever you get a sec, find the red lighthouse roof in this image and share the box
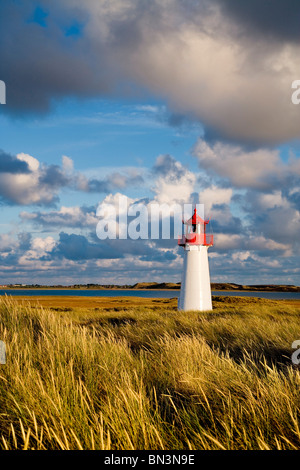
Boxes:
[178,207,213,247]
[185,208,209,226]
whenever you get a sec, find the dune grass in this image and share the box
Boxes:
[0,294,300,450]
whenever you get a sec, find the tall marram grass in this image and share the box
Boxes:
[0,295,300,450]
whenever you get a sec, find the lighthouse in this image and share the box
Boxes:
[178,207,213,311]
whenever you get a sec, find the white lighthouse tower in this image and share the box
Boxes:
[178,208,213,311]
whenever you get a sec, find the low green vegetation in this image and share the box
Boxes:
[0,295,299,450]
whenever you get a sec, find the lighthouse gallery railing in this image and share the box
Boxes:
[178,234,214,246]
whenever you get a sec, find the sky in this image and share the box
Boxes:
[0,0,300,286]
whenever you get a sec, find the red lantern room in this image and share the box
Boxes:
[178,208,213,247]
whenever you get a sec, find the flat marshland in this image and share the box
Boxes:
[0,294,300,450]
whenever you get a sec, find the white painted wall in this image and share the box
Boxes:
[178,244,212,311]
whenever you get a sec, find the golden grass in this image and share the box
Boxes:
[0,294,300,450]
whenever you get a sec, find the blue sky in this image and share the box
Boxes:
[0,1,299,285]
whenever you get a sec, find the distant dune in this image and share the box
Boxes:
[211,283,300,292]
[131,282,181,290]
[4,282,300,292]
[131,282,300,292]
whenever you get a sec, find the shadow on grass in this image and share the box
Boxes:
[206,338,293,373]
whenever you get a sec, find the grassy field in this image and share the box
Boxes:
[0,294,300,450]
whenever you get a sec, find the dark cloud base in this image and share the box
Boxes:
[1,0,300,145]
[215,0,300,43]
